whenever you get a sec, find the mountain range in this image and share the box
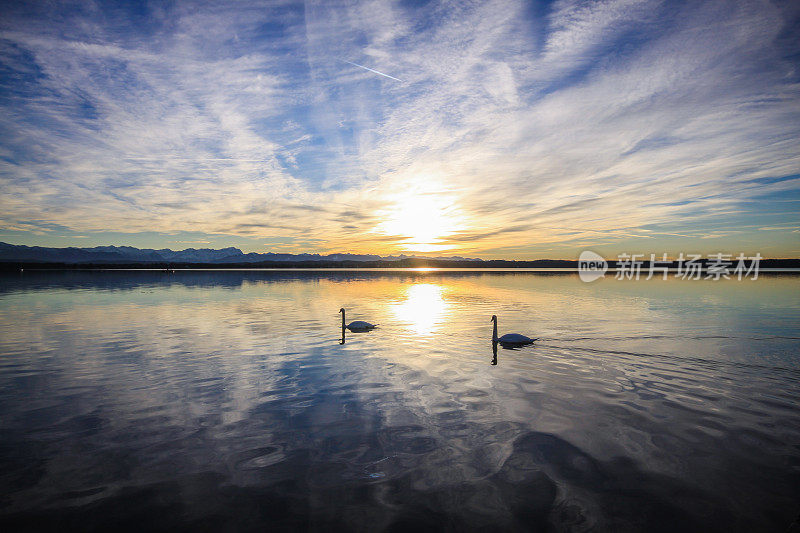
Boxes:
[0,242,483,264]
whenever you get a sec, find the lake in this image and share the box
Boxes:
[0,270,798,531]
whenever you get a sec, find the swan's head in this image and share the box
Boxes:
[490,315,497,323]
[339,308,345,314]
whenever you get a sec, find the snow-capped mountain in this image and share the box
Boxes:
[0,242,482,264]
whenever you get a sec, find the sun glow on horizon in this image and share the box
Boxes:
[375,189,466,253]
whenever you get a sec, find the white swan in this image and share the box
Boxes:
[340,308,377,332]
[491,315,537,346]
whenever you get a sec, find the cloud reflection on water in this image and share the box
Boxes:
[0,271,798,530]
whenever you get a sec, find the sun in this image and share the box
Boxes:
[376,192,463,253]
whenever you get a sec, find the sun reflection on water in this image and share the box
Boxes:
[391,283,449,335]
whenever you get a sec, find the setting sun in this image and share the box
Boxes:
[375,192,464,253]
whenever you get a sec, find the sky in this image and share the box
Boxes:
[0,0,799,259]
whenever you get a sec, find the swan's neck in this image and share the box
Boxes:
[341,310,345,329]
[492,319,498,342]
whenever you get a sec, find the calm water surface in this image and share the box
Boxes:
[0,270,798,531]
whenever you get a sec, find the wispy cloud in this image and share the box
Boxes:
[0,0,798,257]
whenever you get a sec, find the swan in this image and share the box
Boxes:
[491,315,537,346]
[340,308,377,332]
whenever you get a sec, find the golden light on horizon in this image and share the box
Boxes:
[375,190,464,253]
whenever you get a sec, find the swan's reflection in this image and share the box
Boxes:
[492,338,535,364]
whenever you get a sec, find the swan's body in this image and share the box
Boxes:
[340,308,377,332]
[491,315,537,346]
[346,320,375,331]
[497,333,535,344]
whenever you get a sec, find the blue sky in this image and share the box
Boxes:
[0,0,799,258]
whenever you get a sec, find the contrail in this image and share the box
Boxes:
[124,157,267,162]
[343,60,402,82]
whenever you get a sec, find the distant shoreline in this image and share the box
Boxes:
[2,258,799,271]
